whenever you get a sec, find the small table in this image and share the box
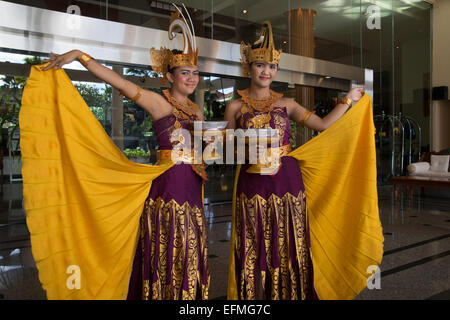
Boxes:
[392,176,450,203]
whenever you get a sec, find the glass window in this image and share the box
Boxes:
[0,0,434,186]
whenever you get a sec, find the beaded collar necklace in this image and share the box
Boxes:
[163,89,199,128]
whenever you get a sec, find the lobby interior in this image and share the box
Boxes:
[0,0,449,300]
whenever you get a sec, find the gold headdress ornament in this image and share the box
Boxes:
[150,3,199,85]
[240,21,282,77]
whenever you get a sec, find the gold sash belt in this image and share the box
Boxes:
[156,149,194,165]
[156,149,208,181]
[156,144,291,177]
[246,144,291,174]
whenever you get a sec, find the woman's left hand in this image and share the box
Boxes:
[345,87,364,103]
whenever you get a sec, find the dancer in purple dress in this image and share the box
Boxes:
[225,21,364,300]
[43,6,210,300]
[232,93,317,300]
[126,88,209,300]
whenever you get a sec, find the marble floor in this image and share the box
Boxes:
[0,176,449,300]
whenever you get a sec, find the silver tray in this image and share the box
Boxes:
[190,121,228,131]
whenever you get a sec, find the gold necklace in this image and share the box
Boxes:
[238,88,283,128]
[163,89,199,128]
[238,88,282,113]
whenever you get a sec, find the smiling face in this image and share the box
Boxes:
[166,65,200,96]
[250,61,278,88]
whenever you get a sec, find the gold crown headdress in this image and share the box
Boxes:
[240,21,281,77]
[150,3,198,85]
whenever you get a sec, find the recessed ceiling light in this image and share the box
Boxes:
[325,76,331,79]
[242,9,247,14]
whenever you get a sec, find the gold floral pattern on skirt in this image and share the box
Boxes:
[234,190,312,300]
[139,196,210,300]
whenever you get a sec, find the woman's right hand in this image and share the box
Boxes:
[42,50,82,71]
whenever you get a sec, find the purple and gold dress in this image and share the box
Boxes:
[127,95,210,300]
[231,89,318,300]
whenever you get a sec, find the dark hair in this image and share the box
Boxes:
[251,42,263,50]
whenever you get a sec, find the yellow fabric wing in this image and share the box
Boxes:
[227,94,383,300]
[288,94,384,299]
[19,66,174,299]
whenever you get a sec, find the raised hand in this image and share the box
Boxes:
[345,87,365,103]
[42,50,81,71]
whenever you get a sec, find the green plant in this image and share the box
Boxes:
[75,83,112,125]
[0,56,43,152]
[289,120,298,148]
[123,147,150,158]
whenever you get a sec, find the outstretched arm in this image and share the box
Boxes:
[287,87,364,131]
[43,50,170,119]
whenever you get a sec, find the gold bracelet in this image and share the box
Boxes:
[79,54,92,67]
[300,110,315,125]
[119,86,143,101]
[339,97,352,107]
[131,86,143,102]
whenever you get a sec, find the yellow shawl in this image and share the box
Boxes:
[20,66,174,299]
[227,93,384,300]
